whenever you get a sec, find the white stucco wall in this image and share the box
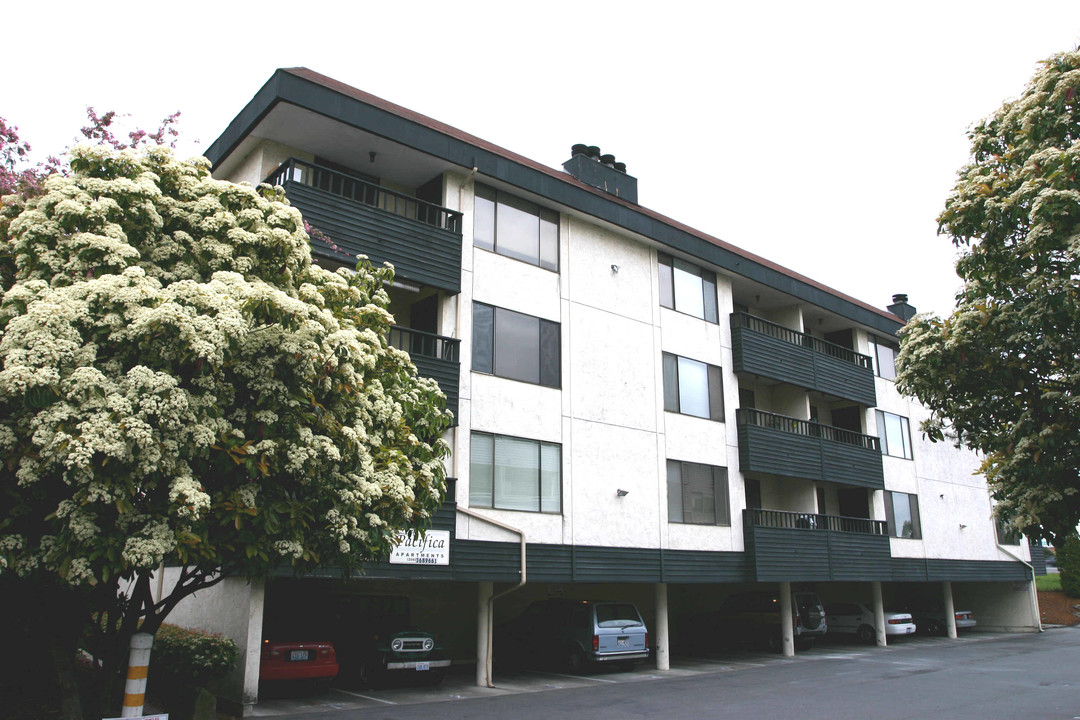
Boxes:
[155,572,265,712]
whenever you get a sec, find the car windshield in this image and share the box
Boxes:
[595,603,642,627]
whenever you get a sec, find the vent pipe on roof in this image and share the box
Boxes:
[887,293,917,322]
[563,144,638,203]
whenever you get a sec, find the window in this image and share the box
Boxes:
[470,432,561,512]
[667,460,730,525]
[868,336,899,380]
[884,491,921,539]
[474,184,558,271]
[663,353,724,420]
[658,253,718,323]
[473,303,560,388]
[995,518,1021,545]
[875,410,913,459]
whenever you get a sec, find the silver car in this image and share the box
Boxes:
[824,602,916,643]
[496,599,650,672]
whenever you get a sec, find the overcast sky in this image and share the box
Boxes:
[8,1,1080,319]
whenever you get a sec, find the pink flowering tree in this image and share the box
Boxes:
[0,140,451,718]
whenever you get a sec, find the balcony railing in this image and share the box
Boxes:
[388,325,460,362]
[731,312,871,369]
[743,508,892,581]
[737,408,879,451]
[386,326,460,422]
[744,508,886,536]
[266,158,462,233]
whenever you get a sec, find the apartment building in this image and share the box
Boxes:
[171,68,1044,711]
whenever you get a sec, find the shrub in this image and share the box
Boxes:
[1059,535,1080,599]
[151,624,239,688]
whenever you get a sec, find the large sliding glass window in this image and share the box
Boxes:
[667,460,730,525]
[868,336,899,380]
[662,352,724,420]
[875,410,913,459]
[473,303,560,388]
[884,490,921,539]
[658,253,718,323]
[470,432,561,513]
[474,184,559,271]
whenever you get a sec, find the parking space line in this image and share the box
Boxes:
[331,688,398,705]
[525,670,620,683]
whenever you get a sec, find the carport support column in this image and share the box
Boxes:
[477,581,493,687]
[942,581,958,639]
[655,583,670,670]
[871,581,886,647]
[779,581,795,657]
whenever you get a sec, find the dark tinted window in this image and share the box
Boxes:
[474,302,560,388]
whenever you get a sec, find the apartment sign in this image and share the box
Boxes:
[390,530,450,566]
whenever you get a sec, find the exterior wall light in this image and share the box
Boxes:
[616,489,629,497]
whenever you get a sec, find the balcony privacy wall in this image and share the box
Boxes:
[731,313,876,406]
[736,410,885,489]
[276,169,462,293]
[743,518,892,582]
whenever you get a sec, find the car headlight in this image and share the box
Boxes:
[391,639,403,651]
[423,638,434,651]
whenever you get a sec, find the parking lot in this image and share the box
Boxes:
[250,630,1016,717]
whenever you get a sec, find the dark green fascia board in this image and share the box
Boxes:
[206,69,904,336]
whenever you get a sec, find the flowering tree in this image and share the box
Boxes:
[0,145,451,718]
[895,49,1080,550]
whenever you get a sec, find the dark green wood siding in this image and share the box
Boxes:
[410,354,459,423]
[744,526,891,582]
[284,181,462,293]
[738,423,885,489]
[1029,542,1047,575]
[731,322,876,406]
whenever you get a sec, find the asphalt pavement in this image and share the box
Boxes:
[253,627,1080,720]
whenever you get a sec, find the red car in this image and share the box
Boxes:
[260,640,339,685]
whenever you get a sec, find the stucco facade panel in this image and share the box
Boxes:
[662,412,728,465]
[565,217,654,322]
[468,374,562,442]
[471,250,561,320]
[569,419,661,547]
[567,303,656,430]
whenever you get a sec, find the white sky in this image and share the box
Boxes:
[8,1,1080,319]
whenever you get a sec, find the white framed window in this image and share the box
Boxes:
[875,410,913,459]
[662,353,724,420]
[658,253,718,323]
[667,460,730,525]
[884,490,921,538]
[474,184,558,271]
[470,432,561,513]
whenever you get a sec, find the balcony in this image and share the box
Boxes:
[267,158,463,293]
[743,508,891,582]
[736,408,884,489]
[388,325,460,422]
[730,312,876,406]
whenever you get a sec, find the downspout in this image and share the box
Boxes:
[998,544,1044,632]
[457,506,526,687]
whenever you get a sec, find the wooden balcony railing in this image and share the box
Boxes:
[744,508,886,536]
[266,158,462,233]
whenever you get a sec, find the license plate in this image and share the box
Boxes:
[617,636,629,647]
[415,662,430,671]
[289,650,309,661]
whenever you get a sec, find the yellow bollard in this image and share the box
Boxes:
[121,632,154,717]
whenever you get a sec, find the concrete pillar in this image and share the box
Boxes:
[871,581,886,647]
[655,583,670,670]
[779,582,795,657]
[477,581,493,687]
[943,581,957,639]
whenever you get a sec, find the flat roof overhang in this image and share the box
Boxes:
[206,68,906,337]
